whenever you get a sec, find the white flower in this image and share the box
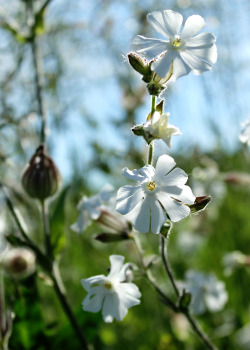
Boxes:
[184,270,228,315]
[71,184,114,234]
[81,255,141,323]
[131,10,217,80]
[222,251,247,276]
[239,119,250,146]
[144,111,181,147]
[116,155,195,234]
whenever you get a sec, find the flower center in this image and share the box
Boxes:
[146,181,157,191]
[104,281,112,290]
[172,35,182,48]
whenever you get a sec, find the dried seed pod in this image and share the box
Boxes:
[22,145,61,200]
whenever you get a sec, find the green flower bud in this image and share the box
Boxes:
[128,52,151,76]
[22,145,61,200]
[179,290,192,310]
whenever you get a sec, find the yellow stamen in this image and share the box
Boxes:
[146,181,157,191]
[172,37,182,48]
[104,281,112,290]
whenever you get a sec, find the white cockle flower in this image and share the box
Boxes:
[116,154,195,234]
[71,184,114,234]
[239,119,250,146]
[81,255,141,323]
[144,111,181,147]
[131,10,217,80]
[184,270,228,315]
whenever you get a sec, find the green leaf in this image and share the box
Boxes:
[50,186,70,257]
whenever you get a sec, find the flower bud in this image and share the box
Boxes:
[188,195,211,214]
[94,232,131,243]
[0,248,36,279]
[179,290,192,310]
[128,52,151,76]
[22,145,61,200]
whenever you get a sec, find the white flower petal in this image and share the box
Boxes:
[154,154,176,180]
[161,10,183,38]
[185,32,216,48]
[162,167,188,186]
[118,283,142,301]
[147,11,170,38]
[180,50,212,74]
[150,197,167,234]
[116,185,144,215]
[116,285,141,308]
[82,292,104,313]
[157,192,190,222]
[99,184,114,202]
[152,49,177,78]
[165,185,195,204]
[71,209,91,234]
[102,294,117,323]
[133,195,151,233]
[181,15,206,40]
[172,55,191,80]
[108,255,125,278]
[185,46,217,65]
[81,275,105,291]
[131,35,168,60]
[122,167,146,181]
[138,164,155,179]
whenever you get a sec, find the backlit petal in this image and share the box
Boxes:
[181,15,206,40]
[131,35,168,60]
[154,154,176,181]
[184,32,216,48]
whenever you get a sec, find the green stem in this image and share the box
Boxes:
[185,311,218,350]
[160,235,180,298]
[147,96,156,165]
[133,235,177,311]
[0,182,31,245]
[29,1,47,145]
[41,200,53,260]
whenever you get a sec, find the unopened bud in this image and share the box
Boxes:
[179,290,192,309]
[94,232,131,243]
[96,208,130,234]
[22,145,61,200]
[188,196,211,214]
[128,52,151,76]
[0,248,36,279]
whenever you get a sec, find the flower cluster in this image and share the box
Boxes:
[74,9,218,326]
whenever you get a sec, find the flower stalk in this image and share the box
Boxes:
[147,96,156,165]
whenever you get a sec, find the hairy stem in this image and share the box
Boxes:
[147,95,156,165]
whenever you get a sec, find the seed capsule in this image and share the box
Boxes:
[22,145,61,200]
